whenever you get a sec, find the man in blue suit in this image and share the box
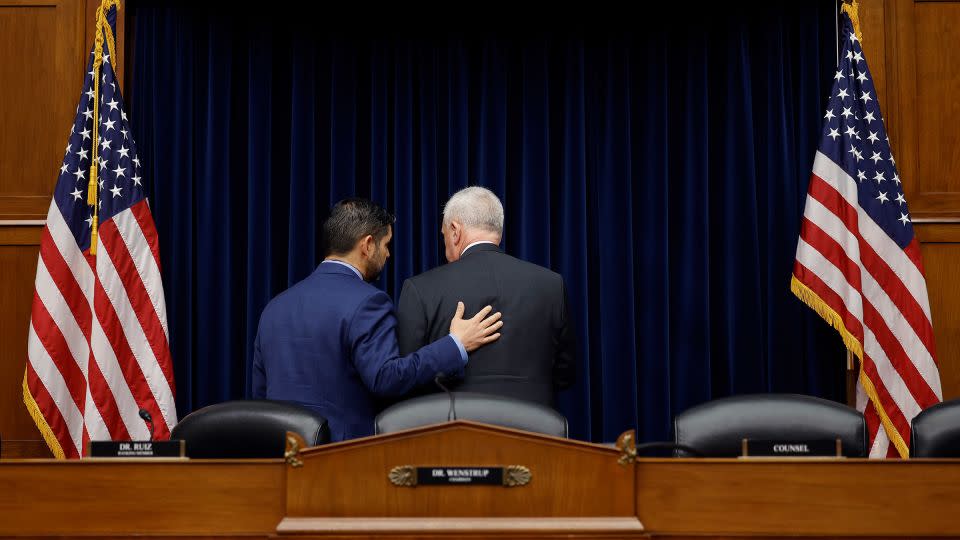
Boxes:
[252,199,502,442]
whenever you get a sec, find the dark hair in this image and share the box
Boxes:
[323,198,396,255]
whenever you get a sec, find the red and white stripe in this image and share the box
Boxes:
[25,199,176,458]
[794,151,941,458]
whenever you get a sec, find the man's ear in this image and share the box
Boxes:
[359,234,375,258]
[448,220,461,243]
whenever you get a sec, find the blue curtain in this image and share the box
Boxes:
[128,2,846,443]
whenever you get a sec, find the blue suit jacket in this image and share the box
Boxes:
[252,262,465,441]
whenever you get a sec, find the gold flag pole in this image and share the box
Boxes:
[841,0,861,376]
[841,0,864,46]
[86,0,120,255]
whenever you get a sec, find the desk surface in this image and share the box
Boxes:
[4,458,959,538]
[2,423,958,539]
[637,458,960,537]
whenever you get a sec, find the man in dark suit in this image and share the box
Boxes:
[252,199,502,442]
[397,187,575,407]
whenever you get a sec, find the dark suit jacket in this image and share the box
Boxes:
[252,262,465,442]
[397,243,575,406]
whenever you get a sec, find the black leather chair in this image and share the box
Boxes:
[375,392,568,438]
[911,399,960,457]
[170,400,329,458]
[673,394,868,457]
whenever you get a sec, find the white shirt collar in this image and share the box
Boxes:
[322,259,364,280]
[461,240,498,257]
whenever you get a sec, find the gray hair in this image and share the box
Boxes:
[443,186,504,235]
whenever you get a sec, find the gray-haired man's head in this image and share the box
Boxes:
[441,186,503,262]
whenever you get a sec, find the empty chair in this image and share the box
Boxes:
[376,392,568,438]
[673,393,867,457]
[911,399,960,457]
[171,400,329,458]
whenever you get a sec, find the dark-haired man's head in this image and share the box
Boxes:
[323,198,395,281]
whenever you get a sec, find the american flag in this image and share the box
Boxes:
[792,11,941,458]
[22,6,176,459]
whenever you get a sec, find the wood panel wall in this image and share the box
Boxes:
[860,0,960,399]
[0,0,957,458]
[0,0,123,458]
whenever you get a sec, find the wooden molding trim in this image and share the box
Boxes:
[914,222,960,243]
[277,517,646,534]
[0,225,42,245]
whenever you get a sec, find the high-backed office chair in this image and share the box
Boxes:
[171,400,329,458]
[673,393,868,457]
[911,399,960,457]
[375,392,568,438]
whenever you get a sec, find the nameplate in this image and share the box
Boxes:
[88,440,185,458]
[389,465,531,487]
[741,438,842,458]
